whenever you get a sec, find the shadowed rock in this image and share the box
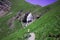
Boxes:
[48,34,60,38]
[22,12,30,23]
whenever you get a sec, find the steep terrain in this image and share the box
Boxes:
[1,0,60,40]
[0,0,41,40]
[0,0,60,40]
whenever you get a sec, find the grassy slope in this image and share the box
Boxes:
[0,0,41,40]
[2,0,60,40]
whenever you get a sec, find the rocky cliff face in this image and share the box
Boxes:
[0,0,11,17]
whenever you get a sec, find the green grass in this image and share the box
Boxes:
[0,0,41,40]
[0,0,60,40]
[1,0,60,40]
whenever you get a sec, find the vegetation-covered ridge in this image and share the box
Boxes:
[0,0,60,40]
[2,1,60,40]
